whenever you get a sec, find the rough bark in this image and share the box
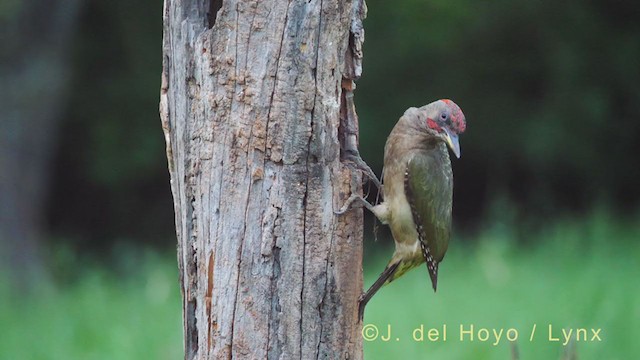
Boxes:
[160,0,367,358]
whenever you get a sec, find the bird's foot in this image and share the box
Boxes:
[343,149,382,191]
[357,293,366,322]
[336,151,379,215]
[335,194,376,215]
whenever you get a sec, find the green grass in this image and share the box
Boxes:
[1,211,638,359]
[0,252,183,360]
[363,211,640,359]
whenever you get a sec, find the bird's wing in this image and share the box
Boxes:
[404,150,453,290]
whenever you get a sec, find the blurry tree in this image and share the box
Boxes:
[47,0,173,251]
[0,0,79,287]
[161,0,366,358]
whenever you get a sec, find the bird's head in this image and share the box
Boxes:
[422,99,466,158]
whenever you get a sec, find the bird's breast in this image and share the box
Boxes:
[382,157,422,258]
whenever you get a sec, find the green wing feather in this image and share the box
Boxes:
[404,148,453,290]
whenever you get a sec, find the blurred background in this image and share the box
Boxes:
[1,0,638,358]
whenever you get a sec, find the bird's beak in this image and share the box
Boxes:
[443,127,461,158]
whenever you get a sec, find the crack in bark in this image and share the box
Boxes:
[263,2,291,359]
[227,4,243,358]
[230,173,254,357]
[268,244,282,360]
[244,3,259,81]
[316,173,335,360]
[208,160,221,359]
[206,251,215,349]
[207,0,223,29]
[311,0,326,358]
[315,236,332,359]
[302,0,325,357]
[229,36,260,352]
[299,185,308,358]
[186,298,199,359]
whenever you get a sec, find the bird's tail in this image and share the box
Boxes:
[358,261,400,321]
[358,257,424,321]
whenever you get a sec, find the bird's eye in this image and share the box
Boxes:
[440,113,448,121]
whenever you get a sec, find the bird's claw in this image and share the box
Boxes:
[357,293,366,322]
[334,204,350,216]
[335,194,375,216]
[335,194,360,215]
[343,150,382,190]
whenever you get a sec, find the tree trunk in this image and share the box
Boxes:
[160,0,367,358]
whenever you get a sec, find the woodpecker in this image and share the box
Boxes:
[337,99,466,320]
